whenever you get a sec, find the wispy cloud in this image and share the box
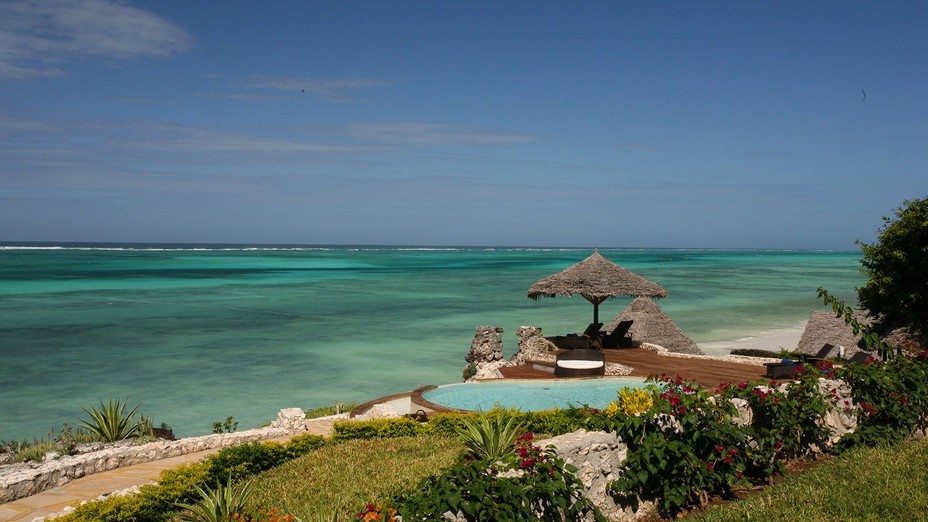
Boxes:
[244,76,393,103]
[342,122,540,146]
[0,0,193,80]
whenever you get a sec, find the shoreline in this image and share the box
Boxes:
[697,321,807,356]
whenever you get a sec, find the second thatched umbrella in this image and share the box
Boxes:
[527,251,668,324]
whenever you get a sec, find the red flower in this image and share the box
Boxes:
[715,445,725,453]
[706,462,714,471]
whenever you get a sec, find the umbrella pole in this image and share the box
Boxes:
[593,303,599,325]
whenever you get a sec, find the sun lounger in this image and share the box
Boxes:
[546,322,603,350]
[847,351,872,365]
[805,343,834,365]
[555,348,605,377]
[601,320,634,349]
[546,335,592,350]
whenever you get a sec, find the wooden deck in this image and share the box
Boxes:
[499,348,770,389]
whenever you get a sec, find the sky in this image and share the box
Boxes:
[1,1,925,249]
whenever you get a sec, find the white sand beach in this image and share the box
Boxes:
[698,322,807,356]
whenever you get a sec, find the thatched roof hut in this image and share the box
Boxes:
[797,310,918,358]
[606,297,704,355]
[527,251,667,324]
[796,311,871,359]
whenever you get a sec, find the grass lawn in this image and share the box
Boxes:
[246,435,463,520]
[690,437,928,521]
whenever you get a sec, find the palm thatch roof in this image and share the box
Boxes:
[796,311,871,359]
[527,251,667,323]
[606,297,704,355]
[797,310,917,358]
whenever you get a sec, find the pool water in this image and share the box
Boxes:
[422,377,654,411]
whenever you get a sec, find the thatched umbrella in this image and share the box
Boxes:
[527,251,667,324]
[606,297,704,355]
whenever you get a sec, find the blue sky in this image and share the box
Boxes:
[1,1,925,248]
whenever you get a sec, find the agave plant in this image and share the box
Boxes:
[456,410,525,461]
[175,475,254,522]
[79,398,141,442]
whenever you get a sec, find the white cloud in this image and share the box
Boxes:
[0,0,193,80]
[342,122,540,146]
[244,76,393,103]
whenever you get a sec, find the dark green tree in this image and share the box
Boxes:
[856,197,928,340]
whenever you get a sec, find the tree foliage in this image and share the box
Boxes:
[856,196,928,340]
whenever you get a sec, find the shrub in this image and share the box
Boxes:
[719,367,832,477]
[80,398,142,442]
[283,433,327,458]
[455,410,524,461]
[212,416,239,434]
[606,375,749,516]
[332,417,425,441]
[835,348,928,450]
[395,432,603,521]
[207,442,291,483]
[175,475,254,522]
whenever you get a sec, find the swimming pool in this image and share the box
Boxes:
[421,377,654,412]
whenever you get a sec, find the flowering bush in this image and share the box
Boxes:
[719,365,832,478]
[604,386,657,417]
[836,344,928,450]
[607,375,749,515]
[394,431,603,521]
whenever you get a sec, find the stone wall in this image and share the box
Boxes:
[0,408,312,503]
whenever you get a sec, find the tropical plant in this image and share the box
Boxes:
[606,375,749,515]
[455,409,524,461]
[856,196,928,340]
[212,416,239,434]
[175,475,254,522]
[80,398,142,442]
[395,432,603,521]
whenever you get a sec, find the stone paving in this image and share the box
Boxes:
[0,418,335,522]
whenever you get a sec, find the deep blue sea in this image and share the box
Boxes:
[0,244,863,440]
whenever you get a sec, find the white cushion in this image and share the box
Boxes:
[556,360,604,370]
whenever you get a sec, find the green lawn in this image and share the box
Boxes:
[246,435,463,520]
[690,437,928,521]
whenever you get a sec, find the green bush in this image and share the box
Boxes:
[80,398,142,442]
[395,433,603,521]
[62,462,212,521]
[57,437,329,522]
[332,417,425,441]
[719,366,832,477]
[207,442,291,483]
[835,350,928,450]
[284,433,327,458]
[604,375,750,516]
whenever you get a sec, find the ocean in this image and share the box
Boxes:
[0,244,864,441]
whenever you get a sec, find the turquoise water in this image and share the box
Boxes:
[0,244,863,440]
[422,378,654,411]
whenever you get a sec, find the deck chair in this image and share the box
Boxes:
[581,322,604,349]
[847,351,872,365]
[601,320,634,349]
[805,343,834,364]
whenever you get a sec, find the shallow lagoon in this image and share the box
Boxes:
[0,245,863,440]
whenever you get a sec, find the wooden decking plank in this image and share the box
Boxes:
[499,349,769,389]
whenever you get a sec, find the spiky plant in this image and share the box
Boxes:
[79,398,141,442]
[175,475,254,522]
[455,410,525,461]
